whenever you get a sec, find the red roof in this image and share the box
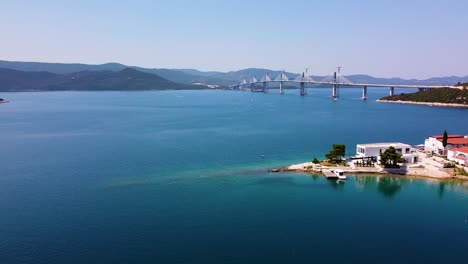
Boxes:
[447,138,468,145]
[431,134,463,139]
[451,146,468,154]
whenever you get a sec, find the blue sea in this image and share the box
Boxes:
[1,88,467,263]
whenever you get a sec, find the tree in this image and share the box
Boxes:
[325,144,346,163]
[334,144,346,158]
[380,146,402,168]
[312,157,320,164]
[442,130,448,148]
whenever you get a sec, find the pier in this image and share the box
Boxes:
[322,169,339,179]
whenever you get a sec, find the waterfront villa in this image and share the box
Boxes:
[424,134,468,155]
[447,147,468,166]
[356,142,419,164]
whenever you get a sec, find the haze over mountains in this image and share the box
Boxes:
[1,60,467,92]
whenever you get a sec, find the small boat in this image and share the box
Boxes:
[333,169,347,180]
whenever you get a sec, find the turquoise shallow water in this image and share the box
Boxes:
[0,89,467,263]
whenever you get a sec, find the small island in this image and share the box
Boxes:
[378,87,468,108]
[0,98,9,104]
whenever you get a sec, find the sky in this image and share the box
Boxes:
[1,0,467,78]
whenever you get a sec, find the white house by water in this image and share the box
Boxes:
[356,142,419,164]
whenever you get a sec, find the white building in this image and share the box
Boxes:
[447,147,468,166]
[356,142,419,164]
[424,134,468,155]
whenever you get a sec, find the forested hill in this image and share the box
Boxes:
[0,68,201,91]
[380,88,468,105]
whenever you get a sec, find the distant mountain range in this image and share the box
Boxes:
[0,68,199,92]
[1,60,467,92]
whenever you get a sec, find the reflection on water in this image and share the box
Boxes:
[439,182,446,199]
[327,178,346,190]
[355,174,412,198]
[377,177,406,198]
[310,175,321,181]
[354,174,468,198]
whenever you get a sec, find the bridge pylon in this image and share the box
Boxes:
[295,72,313,96]
[332,85,338,98]
[274,72,289,94]
[249,77,257,92]
[239,79,248,91]
[362,86,367,100]
[332,72,339,98]
[260,74,271,93]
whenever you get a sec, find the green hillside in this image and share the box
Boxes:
[0,68,203,92]
[380,88,468,105]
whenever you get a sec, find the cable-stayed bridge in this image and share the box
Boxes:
[228,69,457,99]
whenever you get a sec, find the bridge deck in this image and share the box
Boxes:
[248,80,455,89]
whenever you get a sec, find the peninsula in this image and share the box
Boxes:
[378,87,468,108]
[273,141,468,181]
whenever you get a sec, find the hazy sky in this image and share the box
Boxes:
[1,0,467,78]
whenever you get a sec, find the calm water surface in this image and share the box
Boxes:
[0,89,467,263]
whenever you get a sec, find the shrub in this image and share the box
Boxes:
[443,162,456,168]
[455,167,468,176]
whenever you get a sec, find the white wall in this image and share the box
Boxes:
[448,150,468,166]
[356,144,419,164]
[424,137,444,154]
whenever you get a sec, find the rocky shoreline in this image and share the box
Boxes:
[270,161,468,181]
[377,99,468,108]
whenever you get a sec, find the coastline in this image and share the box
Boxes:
[272,161,468,182]
[377,99,468,108]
